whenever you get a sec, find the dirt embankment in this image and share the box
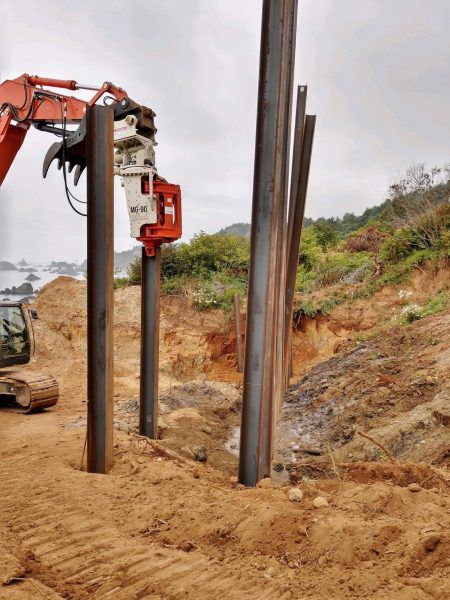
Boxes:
[33,264,449,386]
[278,309,450,473]
[291,264,450,377]
[33,277,237,385]
[0,270,447,599]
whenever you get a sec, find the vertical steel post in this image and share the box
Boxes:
[86,104,114,474]
[284,114,316,383]
[286,86,308,269]
[283,85,307,387]
[139,246,161,438]
[233,293,244,373]
[271,1,298,422]
[239,0,298,487]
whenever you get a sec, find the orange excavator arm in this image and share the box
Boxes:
[0,74,129,186]
[0,74,181,255]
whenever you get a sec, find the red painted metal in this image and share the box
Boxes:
[0,122,28,186]
[0,74,129,186]
[138,181,182,256]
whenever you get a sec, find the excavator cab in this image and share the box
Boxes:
[0,303,33,368]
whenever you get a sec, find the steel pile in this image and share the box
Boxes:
[239,0,316,486]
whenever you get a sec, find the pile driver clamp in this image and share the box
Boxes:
[0,73,182,254]
[113,113,181,256]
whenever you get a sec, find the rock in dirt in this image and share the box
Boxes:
[313,496,329,508]
[193,446,208,462]
[287,488,304,502]
[295,445,323,456]
[423,535,441,552]
[408,482,422,492]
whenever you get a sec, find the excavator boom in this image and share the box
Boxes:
[0,74,128,186]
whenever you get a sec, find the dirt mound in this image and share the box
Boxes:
[33,277,239,386]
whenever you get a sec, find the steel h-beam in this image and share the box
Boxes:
[86,104,114,474]
[286,86,308,272]
[139,246,161,438]
[284,112,316,383]
[239,0,298,487]
[233,293,244,373]
[271,0,298,422]
[283,85,307,386]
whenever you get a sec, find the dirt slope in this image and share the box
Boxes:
[277,309,450,472]
[0,275,448,599]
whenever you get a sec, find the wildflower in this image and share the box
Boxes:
[400,303,423,324]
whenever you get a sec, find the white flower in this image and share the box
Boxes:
[400,303,421,316]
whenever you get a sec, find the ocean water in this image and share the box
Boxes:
[0,265,83,302]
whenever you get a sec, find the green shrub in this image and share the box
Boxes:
[299,227,322,270]
[295,265,318,293]
[127,257,142,285]
[162,232,250,280]
[161,275,190,296]
[422,290,448,317]
[114,277,129,290]
[313,221,340,250]
[402,249,440,269]
[299,250,373,290]
[380,228,415,263]
[380,203,450,265]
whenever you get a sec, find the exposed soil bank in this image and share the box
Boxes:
[0,273,447,599]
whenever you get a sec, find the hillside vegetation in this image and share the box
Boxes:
[118,164,449,317]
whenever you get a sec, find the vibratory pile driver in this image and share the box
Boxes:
[0,74,182,411]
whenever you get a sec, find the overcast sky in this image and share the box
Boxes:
[1,0,449,263]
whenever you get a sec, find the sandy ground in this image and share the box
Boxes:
[0,276,449,599]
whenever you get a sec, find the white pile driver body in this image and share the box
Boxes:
[114,115,158,238]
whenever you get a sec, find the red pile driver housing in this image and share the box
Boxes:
[138,180,182,256]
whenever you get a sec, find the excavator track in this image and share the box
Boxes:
[0,369,59,412]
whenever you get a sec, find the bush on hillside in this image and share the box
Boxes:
[125,232,250,287]
[313,220,340,250]
[346,227,386,253]
[161,232,250,280]
[298,227,322,270]
[380,204,450,264]
[386,164,449,217]
[127,256,142,285]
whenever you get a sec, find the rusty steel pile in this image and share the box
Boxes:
[238,0,316,486]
